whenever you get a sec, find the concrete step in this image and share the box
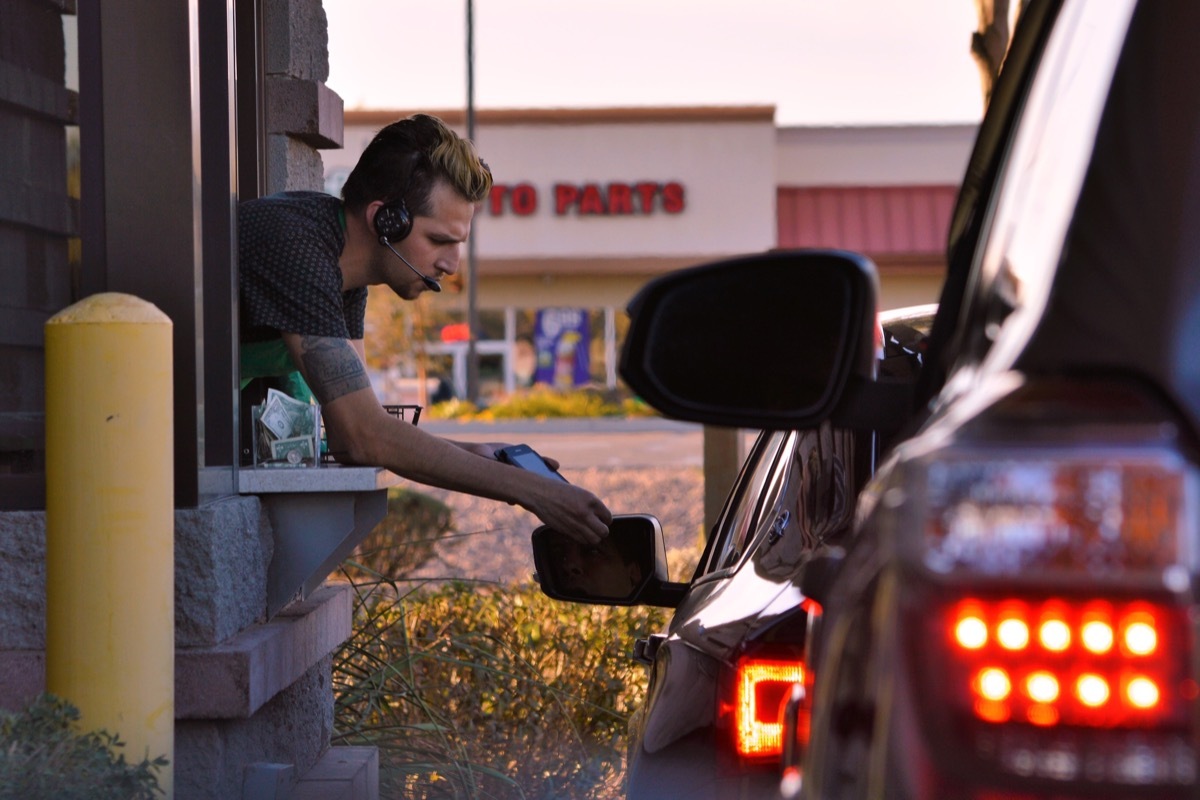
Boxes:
[290,746,379,800]
[177,583,353,720]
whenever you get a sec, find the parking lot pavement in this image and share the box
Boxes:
[421,417,756,469]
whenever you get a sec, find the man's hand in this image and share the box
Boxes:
[444,440,612,542]
[453,440,561,474]
[454,439,607,542]
[520,479,612,545]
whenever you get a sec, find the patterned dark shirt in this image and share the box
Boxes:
[239,191,368,343]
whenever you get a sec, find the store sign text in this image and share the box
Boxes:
[488,181,685,217]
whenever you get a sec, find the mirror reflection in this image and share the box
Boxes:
[541,531,650,601]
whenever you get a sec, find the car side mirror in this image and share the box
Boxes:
[619,249,878,430]
[531,514,688,608]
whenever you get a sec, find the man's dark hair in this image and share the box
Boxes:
[341,114,492,215]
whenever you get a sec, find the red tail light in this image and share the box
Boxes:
[732,656,806,759]
[914,592,1196,787]
[944,597,1187,730]
[896,404,1199,790]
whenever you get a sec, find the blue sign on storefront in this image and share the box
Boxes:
[533,308,589,388]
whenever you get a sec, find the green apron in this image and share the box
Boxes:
[239,338,317,405]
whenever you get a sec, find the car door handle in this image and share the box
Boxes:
[633,633,666,665]
[767,510,791,544]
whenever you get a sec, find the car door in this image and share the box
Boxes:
[625,410,876,800]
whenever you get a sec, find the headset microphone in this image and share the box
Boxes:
[378,235,442,292]
[374,198,442,292]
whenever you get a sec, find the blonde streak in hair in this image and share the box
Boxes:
[431,135,492,203]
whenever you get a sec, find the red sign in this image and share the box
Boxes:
[487,181,685,217]
[440,323,470,343]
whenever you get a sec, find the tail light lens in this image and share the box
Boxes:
[901,437,1199,789]
[732,656,807,759]
[920,450,1192,578]
[924,593,1197,787]
[944,597,1188,729]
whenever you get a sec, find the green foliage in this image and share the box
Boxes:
[0,694,167,800]
[333,577,669,800]
[480,386,619,420]
[618,396,656,418]
[428,386,658,422]
[426,397,482,420]
[334,458,683,798]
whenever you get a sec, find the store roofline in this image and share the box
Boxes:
[343,106,979,133]
[344,105,778,127]
[474,253,944,277]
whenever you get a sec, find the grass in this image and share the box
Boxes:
[331,489,674,800]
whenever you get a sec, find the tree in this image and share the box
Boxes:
[971,0,1026,104]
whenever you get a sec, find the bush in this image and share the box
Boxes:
[0,694,167,800]
[335,466,682,798]
[333,577,669,800]
[428,387,658,422]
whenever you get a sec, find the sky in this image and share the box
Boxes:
[325,0,987,128]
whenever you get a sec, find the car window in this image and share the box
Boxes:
[749,422,860,583]
[880,305,937,382]
[948,0,1138,382]
[695,430,794,577]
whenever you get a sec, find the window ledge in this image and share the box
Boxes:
[236,465,404,617]
[238,464,403,495]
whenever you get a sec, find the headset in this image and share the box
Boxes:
[373,198,413,243]
[373,198,441,292]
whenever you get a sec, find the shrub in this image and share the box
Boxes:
[428,387,658,422]
[334,473,681,799]
[426,397,481,420]
[333,575,669,800]
[0,694,167,800]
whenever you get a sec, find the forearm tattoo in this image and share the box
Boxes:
[297,336,370,404]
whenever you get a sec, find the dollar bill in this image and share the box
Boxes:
[271,435,315,464]
[267,388,317,437]
[255,418,275,462]
[259,393,293,439]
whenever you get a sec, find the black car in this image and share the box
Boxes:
[534,1,1199,798]
[532,301,934,799]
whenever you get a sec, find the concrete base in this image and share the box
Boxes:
[0,583,359,800]
[292,747,379,800]
[177,583,352,719]
[176,654,333,800]
[0,650,43,713]
[0,498,373,800]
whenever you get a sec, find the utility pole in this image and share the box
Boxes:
[465,0,480,403]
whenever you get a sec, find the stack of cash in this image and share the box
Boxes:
[255,388,320,466]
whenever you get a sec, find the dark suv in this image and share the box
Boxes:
[533,1,1200,798]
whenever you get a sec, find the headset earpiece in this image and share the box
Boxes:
[374,199,413,243]
[374,198,443,292]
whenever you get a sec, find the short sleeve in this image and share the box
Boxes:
[344,287,368,340]
[239,193,355,341]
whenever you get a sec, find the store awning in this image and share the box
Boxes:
[776,185,958,262]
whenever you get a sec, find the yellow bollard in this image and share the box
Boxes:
[45,292,174,795]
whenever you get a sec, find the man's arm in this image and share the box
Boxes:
[281,332,611,543]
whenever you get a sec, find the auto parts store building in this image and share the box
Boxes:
[322,106,975,401]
